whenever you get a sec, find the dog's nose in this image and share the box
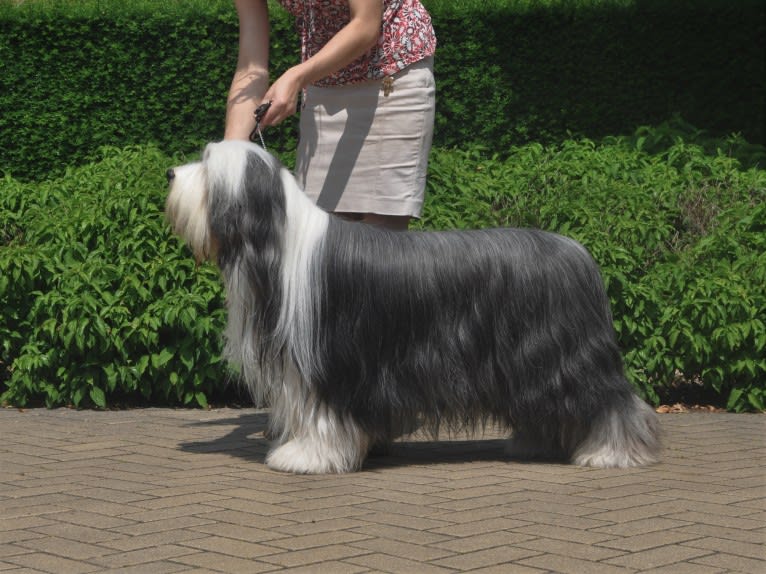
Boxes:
[166,169,175,183]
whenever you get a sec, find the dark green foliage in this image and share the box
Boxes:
[0,10,225,180]
[1,0,763,180]
[431,0,765,152]
[0,0,300,181]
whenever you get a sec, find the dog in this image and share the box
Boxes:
[165,139,661,474]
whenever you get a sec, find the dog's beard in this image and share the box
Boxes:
[165,163,215,261]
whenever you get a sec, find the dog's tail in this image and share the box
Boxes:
[572,394,661,468]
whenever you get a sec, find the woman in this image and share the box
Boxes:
[224,0,436,230]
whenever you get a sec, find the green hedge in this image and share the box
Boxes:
[432,0,765,152]
[1,0,763,181]
[2,130,764,410]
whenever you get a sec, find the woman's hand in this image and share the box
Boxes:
[258,66,305,127]
[256,0,382,127]
[230,0,382,131]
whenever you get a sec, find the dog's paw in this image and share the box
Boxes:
[266,439,362,474]
[572,399,661,468]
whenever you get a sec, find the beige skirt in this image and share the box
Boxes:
[295,58,435,217]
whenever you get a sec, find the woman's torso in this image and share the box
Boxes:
[278,0,436,85]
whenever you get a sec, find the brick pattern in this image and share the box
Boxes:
[1,409,764,573]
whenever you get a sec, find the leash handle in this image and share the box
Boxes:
[249,101,272,148]
[255,101,271,124]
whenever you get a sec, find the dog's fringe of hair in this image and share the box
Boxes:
[167,140,661,472]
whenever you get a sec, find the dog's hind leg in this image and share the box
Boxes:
[266,400,371,474]
[572,395,661,468]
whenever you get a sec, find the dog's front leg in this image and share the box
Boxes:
[266,400,370,474]
[265,368,370,474]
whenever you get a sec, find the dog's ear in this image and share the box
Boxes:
[204,143,249,265]
[205,144,286,266]
[240,149,287,242]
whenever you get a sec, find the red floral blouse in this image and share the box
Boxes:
[278,0,436,86]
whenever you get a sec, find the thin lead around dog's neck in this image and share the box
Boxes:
[250,101,272,150]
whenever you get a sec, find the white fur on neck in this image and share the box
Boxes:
[276,166,329,378]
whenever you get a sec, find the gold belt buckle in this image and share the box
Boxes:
[382,76,394,97]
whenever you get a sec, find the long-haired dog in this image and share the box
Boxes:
[166,140,661,474]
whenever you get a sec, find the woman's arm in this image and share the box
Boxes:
[260,0,382,126]
[224,0,270,140]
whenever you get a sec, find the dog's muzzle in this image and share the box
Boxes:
[166,168,175,184]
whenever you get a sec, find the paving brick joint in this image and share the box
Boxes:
[1,408,764,573]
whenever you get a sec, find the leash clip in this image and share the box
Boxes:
[249,101,272,149]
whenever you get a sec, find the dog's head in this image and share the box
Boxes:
[165,140,286,265]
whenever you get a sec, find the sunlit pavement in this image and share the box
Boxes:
[1,408,764,573]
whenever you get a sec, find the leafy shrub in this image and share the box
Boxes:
[0,146,230,408]
[2,133,763,410]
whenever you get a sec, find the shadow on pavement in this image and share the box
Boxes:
[178,413,555,470]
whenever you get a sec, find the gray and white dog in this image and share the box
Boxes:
[166,140,661,474]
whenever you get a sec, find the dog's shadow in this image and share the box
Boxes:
[179,412,520,470]
[180,412,271,463]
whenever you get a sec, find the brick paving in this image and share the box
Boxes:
[0,408,764,573]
